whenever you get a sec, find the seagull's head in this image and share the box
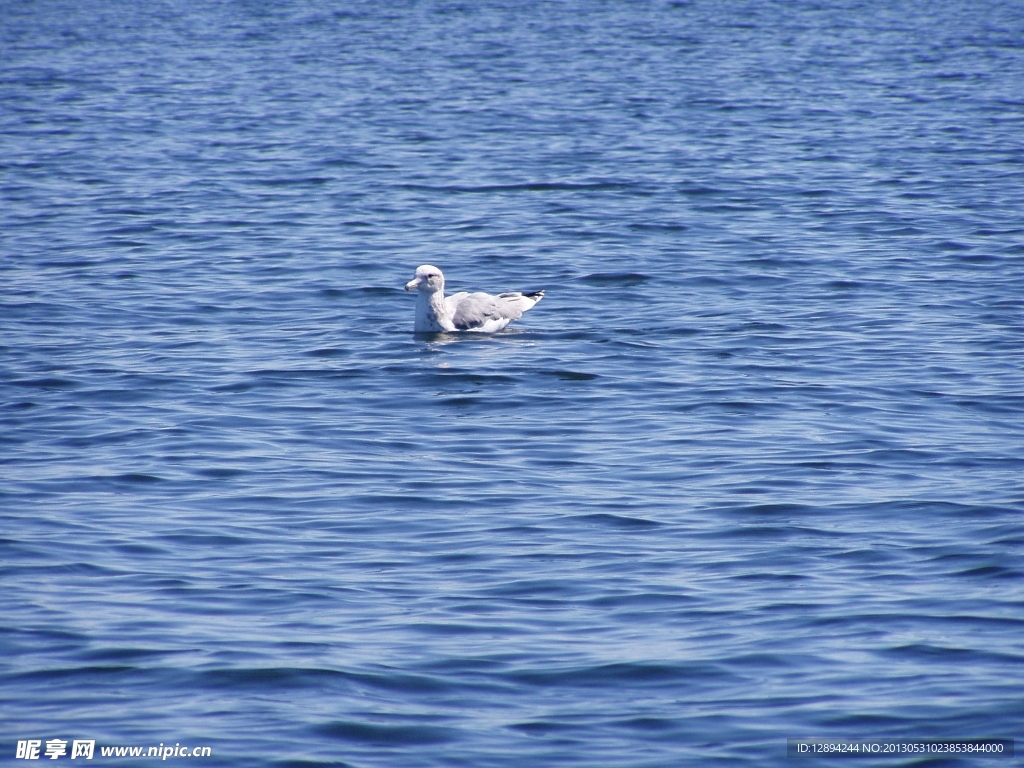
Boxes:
[405,265,444,293]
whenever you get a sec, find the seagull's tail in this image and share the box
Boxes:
[511,290,544,313]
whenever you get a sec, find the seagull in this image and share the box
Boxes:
[404,265,544,333]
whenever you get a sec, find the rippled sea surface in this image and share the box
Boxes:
[3,1,1024,765]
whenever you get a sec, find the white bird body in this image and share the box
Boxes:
[405,265,544,333]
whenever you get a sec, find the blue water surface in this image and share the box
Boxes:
[2,1,1024,765]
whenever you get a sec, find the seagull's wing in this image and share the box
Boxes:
[449,291,544,332]
[449,292,510,331]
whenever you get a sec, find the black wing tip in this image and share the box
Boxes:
[522,290,545,300]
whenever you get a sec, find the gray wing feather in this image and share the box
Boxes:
[450,292,522,330]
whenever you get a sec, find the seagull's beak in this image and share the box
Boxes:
[405,277,421,291]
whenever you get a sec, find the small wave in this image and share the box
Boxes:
[313,721,454,746]
[580,272,650,286]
